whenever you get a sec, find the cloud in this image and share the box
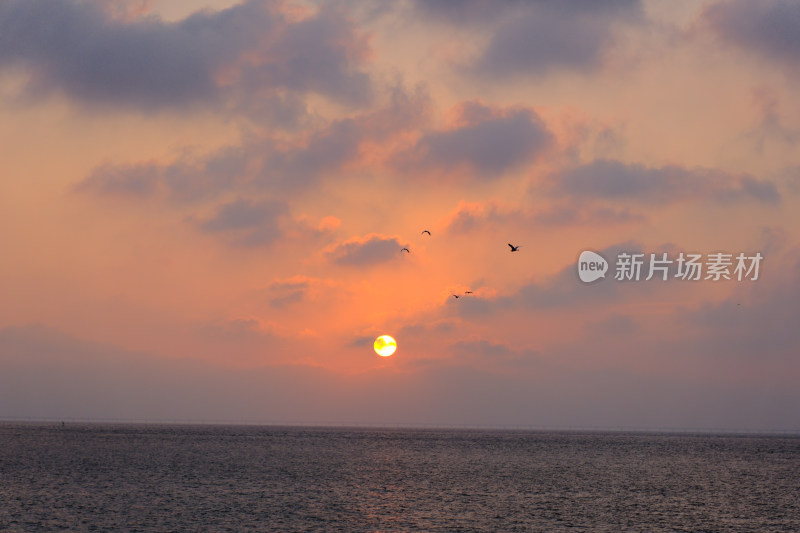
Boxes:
[533,205,645,226]
[411,0,524,25]
[549,159,780,204]
[584,313,638,337]
[703,0,800,73]
[76,85,431,200]
[745,89,800,152]
[395,101,553,178]
[196,317,278,345]
[260,117,364,188]
[681,245,800,360]
[2,324,798,430]
[76,161,164,198]
[163,147,251,202]
[449,339,540,371]
[443,200,644,235]
[200,199,289,233]
[0,0,371,111]
[250,3,372,106]
[325,234,406,266]
[441,241,684,320]
[257,85,430,188]
[77,146,250,201]
[443,201,512,234]
[448,0,643,77]
[196,198,288,247]
[264,276,312,308]
[0,324,332,421]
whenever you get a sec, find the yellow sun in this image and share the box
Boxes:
[374,335,397,357]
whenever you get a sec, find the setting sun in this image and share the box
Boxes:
[373,335,397,357]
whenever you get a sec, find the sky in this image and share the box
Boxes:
[1,0,799,431]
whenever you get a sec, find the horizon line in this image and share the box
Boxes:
[1,416,798,436]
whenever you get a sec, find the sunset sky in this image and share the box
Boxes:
[1,0,799,430]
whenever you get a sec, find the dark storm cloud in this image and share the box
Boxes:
[551,159,780,204]
[326,235,406,266]
[196,198,289,247]
[704,0,800,71]
[0,0,371,110]
[397,102,553,177]
[415,0,642,77]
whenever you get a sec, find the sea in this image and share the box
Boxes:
[1,423,798,532]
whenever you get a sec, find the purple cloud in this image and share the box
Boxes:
[550,159,780,204]
[443,201,645,234]
[397,102,553,178]
[474,1,641,77]
[196,198,289,247]
[704,0,800,72]
[0,0,371,111]
[76,85,431,200]
[411,0,643,77]
[326,234,406,266]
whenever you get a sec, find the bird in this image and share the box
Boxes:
[451,294,460,299]
[400,247,410,253]
[508,243,521,252]
[421,230,431,236]
[464,291,473,295]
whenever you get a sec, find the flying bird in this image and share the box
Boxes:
[421,230,431,236]
[451,294,460,299]
[508,243,521,252]
[464,291,473,295]
[401,247,410,253]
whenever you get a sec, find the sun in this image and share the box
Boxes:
[374,335,397,357]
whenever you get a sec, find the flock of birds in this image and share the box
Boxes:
[400,229,521,300]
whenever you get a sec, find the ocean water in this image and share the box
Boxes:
[0,424,798,532]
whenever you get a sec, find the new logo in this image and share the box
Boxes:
[578,250,608,283]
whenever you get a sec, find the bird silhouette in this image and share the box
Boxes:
[421,230,431,236]
[400,247,410,253]
[508,243,521,252]
[451,294,460,299]
[464,291,473,295]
